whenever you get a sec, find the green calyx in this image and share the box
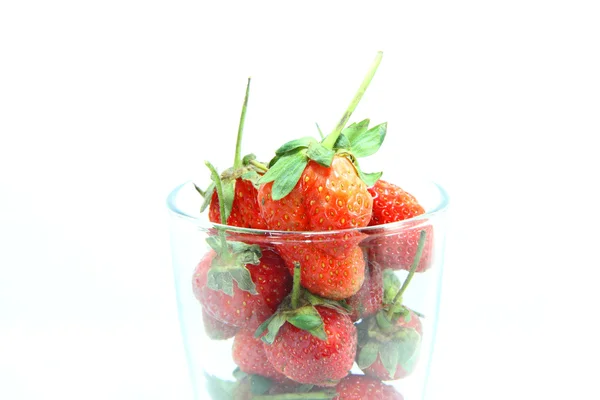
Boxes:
[355,230,428,377]
[257,52,387,200]
[356,316,422,378]
[205,235,261,297]
[255,263,350,344]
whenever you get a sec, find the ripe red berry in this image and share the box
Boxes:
[263,306,357,387]
[334,374,404,400]
[192,248,292,329]
[232,330,289,383]
[209,178,267,229]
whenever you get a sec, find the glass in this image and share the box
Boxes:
[167,176,448,400]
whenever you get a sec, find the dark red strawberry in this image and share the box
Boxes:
[333,374,404,400]
[192,247,292,329]
[346,261,383,321]
[356,231,427,380]
[257,265,357,387]
[202,308,238,340]
[232,330,289,383]
[367,180,433,272]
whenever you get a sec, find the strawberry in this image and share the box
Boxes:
[196,77,267,230]
[346,260,383,322]
[356,231,427,380]
[358,309,422,380]
[256,53,388,299]
[256,265,357,387]
[276,242,366,301]
[192,246,292,330]
[333,374,404,400]
[209,177,267,230]
[367,180,433,272]
[232,330,289,383]
[202,308,238,340]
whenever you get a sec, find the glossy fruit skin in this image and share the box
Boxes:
[263,306,357,387]
[258,156,372,258]
[192,249,292,329]
[277,244,366,301]
[367,180,432,272]
[232,330,289,383]
[333,374,404,400]
[368,180,425,223]
[209,178,268,229]
[201,308,238,340]
[347,261,383,321]
[361,311,423,381]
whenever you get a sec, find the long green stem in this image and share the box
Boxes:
[291,262,302,309]
[321,51,383,149]
[392,229,427,306]
[205,161,229,249]
[233,77,251,169]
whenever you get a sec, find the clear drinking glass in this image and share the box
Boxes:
[167,176,448,400]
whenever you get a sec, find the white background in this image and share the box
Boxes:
[1,1,599,399]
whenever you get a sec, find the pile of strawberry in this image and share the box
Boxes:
[191,52,434,400]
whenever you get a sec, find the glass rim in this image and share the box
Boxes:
[166,180,449,236]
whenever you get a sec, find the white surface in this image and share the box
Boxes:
[1,1,599,399]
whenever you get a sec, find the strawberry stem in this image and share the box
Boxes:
[390,229,427,310]
[321,51,383,150]
[248,158,269,172]
[233,77,252,170]
[291,262,302,309]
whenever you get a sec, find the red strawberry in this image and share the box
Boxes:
[263,305,356,386]
[333,374,404,400]
[367,180,433,272]
[209,177,267,229]
[368,179,425,223]
[232,330,289,383]
[276,243,366,301]
[192,247,292,329]
[257,265,357,387]
[202,308,238,340]
[347,260,383,321]
[197,77,267,230]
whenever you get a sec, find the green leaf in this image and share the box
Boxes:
[383,269,402,304]
[249,375,273,395]
[261,314,288,345]
[258,151,306,184]
[270,153,309,200]
[229,266,258,295]
[207,263,258,296]
[232,367,247,381]
[204,373,237,400]
[357,169,382,187]
[221,178,236,223]
[306,324,328,341]
[396,328,421,370]
[241,169,261,183]
[305,291,351,313]
[380,340,400,378]
[199,182,215,213]
[206,235,224,253]
[357,340,379,369]
[307,141,335,167]
[332,133,351,150]
[207,267,235,296]
[254,314,275,339]
[348,122,387,158]
[275,137,317,155]
[287,306,324,331]
[341,119,370,143]
[229,242,262,265]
